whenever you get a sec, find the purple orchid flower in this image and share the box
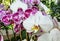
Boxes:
[25,8,32,18]
[1,15,11,26]
[31,6,39,14]
[22,0,40,5]
[17,8,25,20]
[0,10,6,21]
[24,6,39,18]
[14,24,20,34]
[12,12,23,24]
[0,9,12,26]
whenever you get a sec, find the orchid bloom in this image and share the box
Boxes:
[24,6,39,18]
[52,17,58,28]
[0,10,6,20]
[1,14,11,26]
[23,15,35,33]
[12,11,24,33]
[37,28,60,41]
[39,2,50,14]
[24,8,32,18]
[23,11,53,33]
[31,6,39,14]
[21,0,40,5]
[12,12,23,24]
[1,9,12,26]
[17,8,26,20]
[22,38,34,41]
[10,0,28,13]
[13,24,20,34]
[0,9,13,26]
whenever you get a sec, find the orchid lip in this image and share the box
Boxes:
[32,25,39,33]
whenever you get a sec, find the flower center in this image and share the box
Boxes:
[32,25,39,33]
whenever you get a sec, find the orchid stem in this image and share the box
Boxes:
[5,29,10,41]
[12,24,17,41]
[20,28,22,41]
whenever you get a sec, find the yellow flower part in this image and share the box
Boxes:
[2,0,11,6]
[2,0,11,9]
[32,25,39,33]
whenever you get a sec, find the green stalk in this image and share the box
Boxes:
[20,27,22,41]
[12,24,17,41]
[0,0,2,4]
[5,29,10,41]
[4,25,10,41]
[13,32,17,41]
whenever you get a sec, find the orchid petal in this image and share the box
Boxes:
[38,14,53,32]
[23,15,35,33]
[10,0,28,13]
[37,33,50,41]
[49,28,60,41]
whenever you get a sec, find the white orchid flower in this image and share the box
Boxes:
[23,11,53,33]
[37,28,60,41]
[22,39,34,41]
[10,0,28,13]
[23,11,44,33]
[37,33,50,41]
[52,17,58,28]
[23,15,35,33]
[49,28,60,41]
[39,2,49,11]
[38,14,53,32]
[34,11,53,32]
[39,2,50,14]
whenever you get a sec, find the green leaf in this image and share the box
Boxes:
[21,30,26,40]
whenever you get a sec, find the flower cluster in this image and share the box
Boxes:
[0,0,60,41]
[0,0,53,34]
[0,4,39,34]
